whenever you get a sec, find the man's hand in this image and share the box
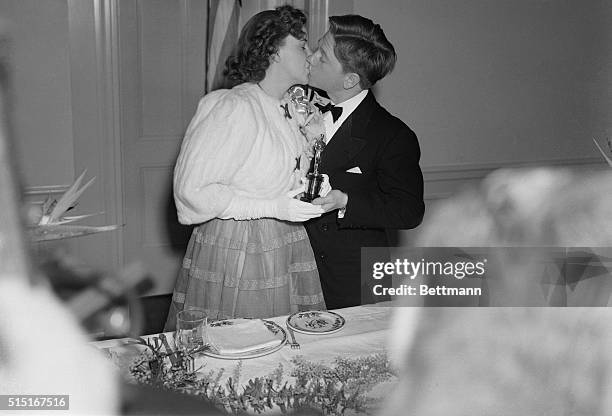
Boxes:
[311,190,348,213]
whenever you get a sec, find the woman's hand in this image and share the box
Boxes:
[220,188,323,222]
[278,188,324,221]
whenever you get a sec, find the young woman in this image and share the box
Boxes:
[166,6,326,327]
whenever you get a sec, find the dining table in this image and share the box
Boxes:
[93,302,400,415]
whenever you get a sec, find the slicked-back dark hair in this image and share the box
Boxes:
[329,15,396,89]
[224,5,307,84]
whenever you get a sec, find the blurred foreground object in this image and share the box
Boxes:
[0,30,29,282]
[384,167,612,414]
[0,31,120,413]
[417,167,612,247]
[39,253,153,338]
[383,307,612,416]
[0,278,120,414]
[398,168,612,307]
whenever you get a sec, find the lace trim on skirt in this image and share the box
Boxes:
[182,259,318,289]
[164,218,326,328]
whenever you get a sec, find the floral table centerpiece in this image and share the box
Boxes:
[123,333,394,416]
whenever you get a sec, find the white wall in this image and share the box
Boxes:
[1,0,122,272]
[354,0,612,170]
[0,0,74,187]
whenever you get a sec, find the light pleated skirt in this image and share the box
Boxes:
[165,218,326,330]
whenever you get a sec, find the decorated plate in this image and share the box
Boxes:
[203,319,287,360]
[286,311,345,335]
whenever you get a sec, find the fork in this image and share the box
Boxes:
[286,325,300,349]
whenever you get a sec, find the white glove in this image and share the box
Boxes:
[220,188,324,222]
[300,174,331,198]
[281,187,325,221]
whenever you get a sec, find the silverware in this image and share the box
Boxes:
[286,325,300,349]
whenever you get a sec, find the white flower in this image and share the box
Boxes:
[287,86,327,157]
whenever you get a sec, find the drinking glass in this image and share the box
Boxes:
[174,309,207,353]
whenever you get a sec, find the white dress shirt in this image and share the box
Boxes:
[321,89,368,217]
[323,89,369,143]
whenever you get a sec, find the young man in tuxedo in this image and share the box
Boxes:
[306,14,425,309]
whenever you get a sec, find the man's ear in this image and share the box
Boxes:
[343,72,361,90]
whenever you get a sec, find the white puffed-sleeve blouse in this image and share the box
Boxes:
[173,82,307,225]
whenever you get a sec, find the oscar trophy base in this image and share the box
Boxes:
[301,173,324,203]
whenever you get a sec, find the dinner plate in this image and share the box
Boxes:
[203,319,287,360]
[286,310,345,335]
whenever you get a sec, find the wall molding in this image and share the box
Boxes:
[307,0,329,48]
[423,156,603,178]
[97,0,124,267]
[22,185,71,210]
[422,157,606,201]
[23,184,70,196]
[63,0,123,270]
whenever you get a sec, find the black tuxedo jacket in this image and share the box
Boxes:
[305,90,424,309]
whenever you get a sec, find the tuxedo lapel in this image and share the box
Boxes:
[321,119,363,171]
[321,91,377,172]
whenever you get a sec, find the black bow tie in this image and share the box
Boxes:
[315,102,343,123]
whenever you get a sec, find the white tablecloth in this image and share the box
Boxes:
[96,303,392,380]
[94,303,398,414]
